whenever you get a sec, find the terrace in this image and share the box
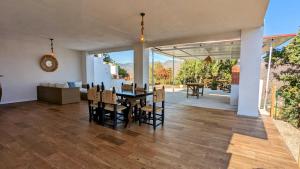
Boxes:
[0,0,299,168]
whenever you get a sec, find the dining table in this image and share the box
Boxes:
[186,83,204,99]
[116,90,153,127]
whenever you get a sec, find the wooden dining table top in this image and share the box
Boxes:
[186,83,204,87]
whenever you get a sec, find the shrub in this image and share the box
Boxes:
[265,31,300,127]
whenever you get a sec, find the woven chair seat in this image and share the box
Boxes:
[104,104,127,112]
[117,98,127,104]
[141,105,162,112]
[90,102,100,108]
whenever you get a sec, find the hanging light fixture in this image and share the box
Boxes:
[50,38,55,56]
[204,55,212,63]
[140,12,145,43]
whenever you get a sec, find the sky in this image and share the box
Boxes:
[264,0,300,35]
[110,0,300,64]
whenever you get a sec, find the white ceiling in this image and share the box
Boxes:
[0,0,269,51]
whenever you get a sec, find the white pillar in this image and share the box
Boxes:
[230,85,239,105]
[82,52,94,84]
[134,43,149,87]
[263,39,274,110]
[238,27,263,117]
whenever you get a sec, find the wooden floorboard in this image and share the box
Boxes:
[0,101,298,169]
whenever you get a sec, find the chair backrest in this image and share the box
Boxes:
[153,87,165,103]
[87,85,101,102]
[121,83,133,92]
[102,89,117,104]
[135,83,147,92]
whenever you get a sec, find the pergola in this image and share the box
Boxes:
[151,34,296,112]
[153,34,296,60]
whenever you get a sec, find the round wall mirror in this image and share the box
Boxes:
[40,54,58,72]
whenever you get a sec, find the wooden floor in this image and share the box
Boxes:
[0,101,298,169]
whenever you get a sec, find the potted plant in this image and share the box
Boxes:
[102,53,113,64]
[211,79,218,90]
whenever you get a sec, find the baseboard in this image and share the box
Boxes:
[0,98,37,105]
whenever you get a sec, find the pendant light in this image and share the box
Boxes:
[50,38,55,56]
[140,12,145,43]
[204,55,212,63]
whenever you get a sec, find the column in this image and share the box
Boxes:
[238,27,264,117]
[81,52,95,84]
[134,43,149,88]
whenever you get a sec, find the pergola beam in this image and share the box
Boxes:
[174,47,199,60]
[153,47,175,58]
[165,52,240,57]
[156,44,240,52]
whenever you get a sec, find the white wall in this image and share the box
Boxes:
[0,36,82,104]
[94,57,112,88]
[84,54,95,84]
[238,27,264,117]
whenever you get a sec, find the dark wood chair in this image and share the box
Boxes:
[102,87,127,129]
[118,83,134,105]
[139,86,165,130]
[121,83,134,92]
[87,84,101,122]
[133,83,148,121]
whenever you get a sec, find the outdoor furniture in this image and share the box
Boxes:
[116,89,153,127]
[87,84,101,122]
[218,80,231,92]
[186,83,204,99]
[139,87,165,130]
[203,79,212,88]
[102,87,127,129]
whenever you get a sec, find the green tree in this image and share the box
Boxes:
[210,60,221,79]
[176,59,236,84]
[218,59,238,82]
[151,62,172,85]
[102,53,114,64]
[265,32,300,127]
[118,65,129,78]
[176,60,199,84]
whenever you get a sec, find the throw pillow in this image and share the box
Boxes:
[67,82,76,88]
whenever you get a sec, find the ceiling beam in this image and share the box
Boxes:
[88,45,133,55]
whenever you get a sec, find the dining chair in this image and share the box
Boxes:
[118,83,134,105]
[135,84,148,105]
[133,83,148,121]
[90,82,105,91]
[87,84,101,122]
[121,83,133,92]
[139,86,165,130]
[102,87,127,129]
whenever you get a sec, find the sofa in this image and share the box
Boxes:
[80,84,88,100]
[37,85,80,105]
